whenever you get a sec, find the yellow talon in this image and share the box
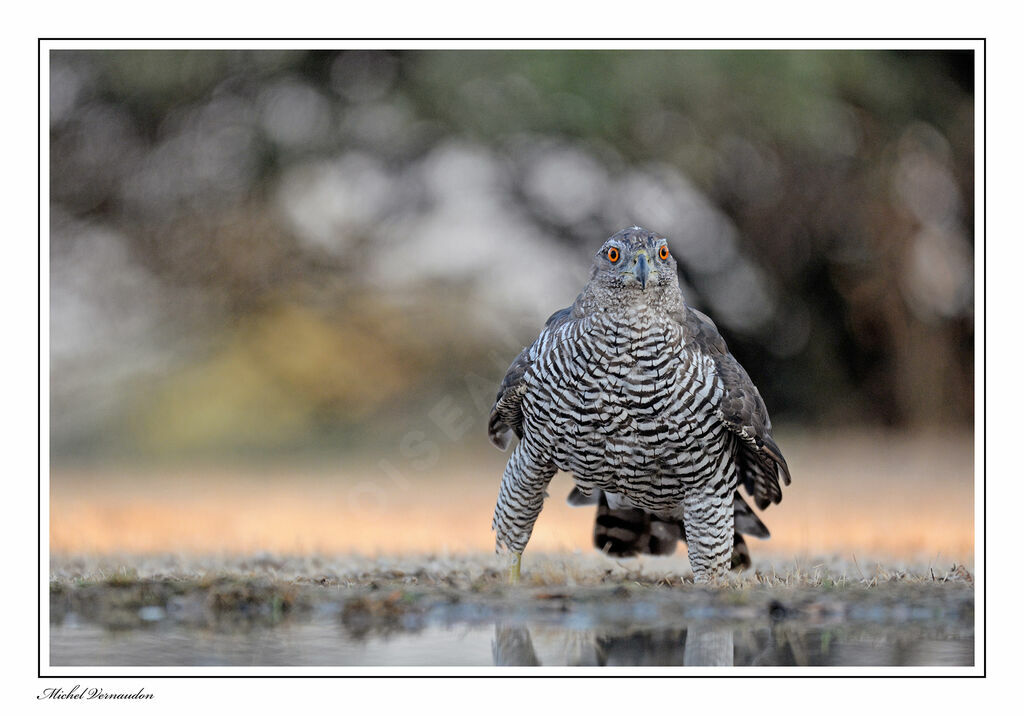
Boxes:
[507,552,522,585]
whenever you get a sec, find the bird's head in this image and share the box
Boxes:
[587,227,682,310]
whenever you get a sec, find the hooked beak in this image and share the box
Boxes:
[631,253,650,290]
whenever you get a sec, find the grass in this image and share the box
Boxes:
[49,552,974,636]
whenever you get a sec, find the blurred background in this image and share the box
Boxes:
[48,49,975,563]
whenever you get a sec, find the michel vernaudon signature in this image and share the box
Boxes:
[38,686,153,700]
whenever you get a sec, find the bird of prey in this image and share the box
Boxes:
[488,227,790,583]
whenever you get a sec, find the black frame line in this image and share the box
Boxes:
[37,36,986,679]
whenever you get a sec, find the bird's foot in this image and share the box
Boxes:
[507,552,522,585]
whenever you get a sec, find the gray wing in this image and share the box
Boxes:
[487,300,580,450]
[679,306,792,509]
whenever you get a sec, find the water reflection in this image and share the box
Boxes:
[682,624,733,666]
[490,621,972,667]
[492,625,541,666]
[49,615,973,667]
[492,623,734,666]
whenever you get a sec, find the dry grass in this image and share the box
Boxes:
[49,552,974,637]
[49,551,974,589]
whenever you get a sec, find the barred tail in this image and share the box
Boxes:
[568,488,767,570]
[592,491,682,557]
[730,533,751,571]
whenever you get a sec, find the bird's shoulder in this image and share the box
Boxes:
[676,305,729,356]
[671,305,771,435]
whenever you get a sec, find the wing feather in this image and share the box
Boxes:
[487,301,580,449]
[678,307,791,508]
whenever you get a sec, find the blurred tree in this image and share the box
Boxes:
[49,49,974,458]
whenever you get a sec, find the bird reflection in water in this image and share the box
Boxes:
[492,623,734,666]
[492,619,974,667]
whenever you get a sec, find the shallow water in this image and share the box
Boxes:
[50,612,973,667]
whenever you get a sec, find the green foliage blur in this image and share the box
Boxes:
[49,49,974,459]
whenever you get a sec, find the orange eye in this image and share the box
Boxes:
[659,245,669,260]
[607,247,620,263]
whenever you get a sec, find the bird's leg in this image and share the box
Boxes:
[679,469,736,584]
[507,552,522,585]
[492,441,555,585]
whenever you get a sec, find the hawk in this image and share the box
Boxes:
[488,227,791,583]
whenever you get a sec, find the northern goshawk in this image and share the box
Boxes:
[488,226,790,583]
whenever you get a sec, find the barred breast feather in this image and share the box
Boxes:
[489,301,788,514]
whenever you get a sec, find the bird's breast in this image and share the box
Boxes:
[526,309,717,446]
[519,308,730,508]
